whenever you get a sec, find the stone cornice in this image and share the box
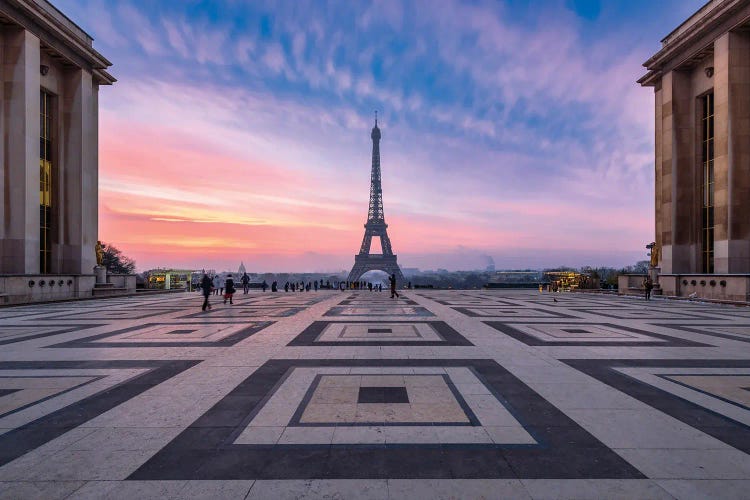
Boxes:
[0,0,115,84]
[639,0,750,87]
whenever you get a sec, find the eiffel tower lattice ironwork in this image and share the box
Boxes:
[347,116,406,286]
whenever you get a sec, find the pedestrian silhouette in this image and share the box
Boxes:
[389,274,399,299]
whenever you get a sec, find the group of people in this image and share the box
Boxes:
[283,281,317,292]
[199,273,237,311]
[198,271,402,310]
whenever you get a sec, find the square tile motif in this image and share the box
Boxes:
[179,306,304,319]
[570,307,717,320]
[357,386,409,404]
[48,321,273,348]
[652,324,750,344]
[452,307,577,320]
[130,359,642,480]
[432,298,519,306]
[0,324,104,346]
[485,322,709,347]
[563,359,750,455]
[338,295,420,306]
[0,360,199,467]
[276,371,481,429]
[662,374,750,410]
[324,306,434,317]
[287,321,473,346]
[0,375,102,418]
[37,308,183,321]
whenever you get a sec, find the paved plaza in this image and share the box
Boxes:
[0,290,749,499]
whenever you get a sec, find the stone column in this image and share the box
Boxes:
[713,34,731,273]
[0,28,40,274]
[726,31,750,273]
[61,67,97,274]
[654,81,664,271]
[659,69,695,274]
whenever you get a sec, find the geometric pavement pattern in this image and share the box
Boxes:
[0,290,750,498]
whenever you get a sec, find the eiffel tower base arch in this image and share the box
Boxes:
[347,254,406,286]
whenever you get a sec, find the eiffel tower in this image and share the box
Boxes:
[347,115,406,286]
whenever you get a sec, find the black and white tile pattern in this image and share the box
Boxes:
[1,289,750,497]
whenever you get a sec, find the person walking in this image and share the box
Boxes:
[241,272,250,294]
[224,274,236,305]
[261,280,268,292]
[644,276,654,301]
[212,274,220,295]
[284,282,289,292]
[389,274,399,299]
[200,273,213,311]
[314,281,318,292]
[271,281,278,292]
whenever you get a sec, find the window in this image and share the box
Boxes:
[40,90,53,274]
[701,92,714,274]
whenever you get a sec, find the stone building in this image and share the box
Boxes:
[0,0,118,304]
[639,0,750,301]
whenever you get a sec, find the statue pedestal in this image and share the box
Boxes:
[649,266,661,294]
[649,266,660,283]
[94,266,107,285]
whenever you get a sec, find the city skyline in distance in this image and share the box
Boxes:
[53,0,706,272]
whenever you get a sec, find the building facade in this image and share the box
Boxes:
[639,0,750,301]
[0,0,115,304]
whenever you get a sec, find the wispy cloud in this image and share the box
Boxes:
[52,0,705,271]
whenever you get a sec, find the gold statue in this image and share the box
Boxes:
[95,240,104,267]
[650,244,660,268]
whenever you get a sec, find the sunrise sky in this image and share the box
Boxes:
[56,0,705,272]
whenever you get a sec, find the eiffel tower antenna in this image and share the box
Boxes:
[347,114,405,285]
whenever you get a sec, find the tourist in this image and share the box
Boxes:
[389,274,399,299]
[262,280,268,292]
[271,281,278,292]
[644,276,654,301]
[219,275,225,296]
[284,281,289,292]
[212,274,221,295]
[224,274,235,305]
[368,282,372,292]
[314,281,318,292]
[200,273,213,311]
[241,272,250,294]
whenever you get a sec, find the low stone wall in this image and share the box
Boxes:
[0,273,137,305]
[658,274,750,302]
[617,274,647,296]
[107,274,137,290]
[0,275,95,305]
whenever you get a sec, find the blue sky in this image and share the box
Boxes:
[54,0,706,271]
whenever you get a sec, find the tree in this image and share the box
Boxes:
[102,242,136,274]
